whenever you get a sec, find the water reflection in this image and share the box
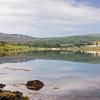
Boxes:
[0,51,100,100]
[81,51,100,57]
[0,51,100,64]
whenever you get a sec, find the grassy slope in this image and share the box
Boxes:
[0,44,34,54]
[81,46,100,52]
[32,35,100,47]
[0,35,100,54]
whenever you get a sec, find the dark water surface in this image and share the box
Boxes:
[0,51,100,100]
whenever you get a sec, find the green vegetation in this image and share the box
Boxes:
[0,43,34,54]
[31,35,100,48]
[81,46,100,52]
[24,96,30,100]
[0,90,30,100]
[26,51,100,64]
[0,35,100,54]
[0,91,17,97]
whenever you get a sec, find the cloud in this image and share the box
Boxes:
[0,0,99,37]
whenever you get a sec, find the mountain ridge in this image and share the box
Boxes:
[0,32,37,43]
[0,32,100,44]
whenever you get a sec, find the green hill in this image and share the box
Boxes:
[0,33,100,48]
[31,35,100,47]
[0,33,37,44]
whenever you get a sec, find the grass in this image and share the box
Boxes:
[0,44,80,54]
[24,96,30,100]
[0,44,100,55]
[0,91,30,100]
[0,91,16,97]
[81,46,100,52]
[0,44,34,54]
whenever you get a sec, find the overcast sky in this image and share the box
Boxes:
[0,0,100,37]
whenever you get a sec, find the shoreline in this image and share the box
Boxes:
[2,81,100,100]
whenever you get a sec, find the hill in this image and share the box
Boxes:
[31,34,100,47]
[0,33,100,47]
[0,33,37,44]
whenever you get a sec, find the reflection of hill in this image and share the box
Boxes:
[0,51,100,64]
[30,51,100,64]
[0,53,35,64]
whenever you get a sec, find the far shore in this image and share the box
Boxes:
[0,44,100,55]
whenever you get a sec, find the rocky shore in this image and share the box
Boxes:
[0,90,29,100]
[0,83,29,100]
[0,80,44,100]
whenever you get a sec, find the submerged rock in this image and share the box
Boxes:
[26,80,44,91]
[0,90,29,100]
[0,84,6,89]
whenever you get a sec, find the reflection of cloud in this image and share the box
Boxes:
[56,76,100,92]
[0,0,99,37]
[4,67,30,72]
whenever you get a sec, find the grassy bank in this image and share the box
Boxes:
[0,44,34,54]
[81,46,100,52]
[0,44,100,55]
[0,44,79,53]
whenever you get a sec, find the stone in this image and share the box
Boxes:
[0,84,6,89]
[0,90,29,100]
[26,80,44,91]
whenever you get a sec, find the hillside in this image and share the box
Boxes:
[0,33,37,44]
[31,35,100,47]
[0,33,100,47]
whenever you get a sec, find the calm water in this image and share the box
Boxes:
[0,51,100,100]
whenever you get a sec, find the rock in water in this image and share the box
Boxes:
[26,80,44,91]
[0,84,6,89]
[0,90,29,100]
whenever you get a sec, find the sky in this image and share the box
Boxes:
[0,0,100,37]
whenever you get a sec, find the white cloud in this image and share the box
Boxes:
[0,0,99,37]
